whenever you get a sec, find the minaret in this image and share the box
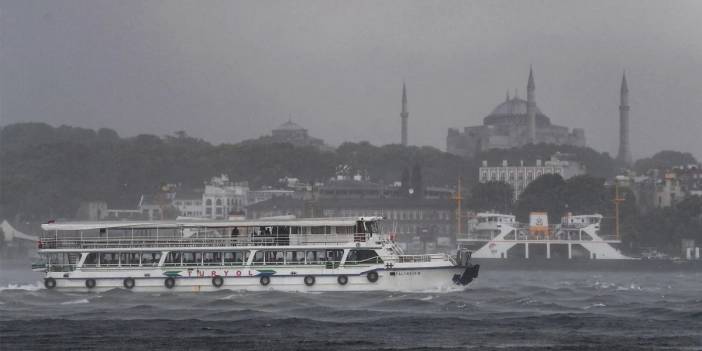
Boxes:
[617,72,632,165]
[526,67,536,144]
[400,83,409,146]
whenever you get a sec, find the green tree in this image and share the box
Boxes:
[468,181,514,212]
[561,175,608,214]
[634,150,698,173]
[514,174,566,223]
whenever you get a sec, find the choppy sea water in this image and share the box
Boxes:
[1,267,701,350]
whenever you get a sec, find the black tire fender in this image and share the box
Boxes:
[304,275,315,286]
[123,277,135,289]
[260,275,270,286]
[366,271,379,283]
[85,278,96,289]
[164,277,175,289]
[212,276,224,288]
[44,277,56,289]
[337,275,348,285]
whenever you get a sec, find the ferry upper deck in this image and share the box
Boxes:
[39,217,385,251]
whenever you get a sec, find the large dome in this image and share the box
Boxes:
[483,97,551,126]
[490,97,543,116]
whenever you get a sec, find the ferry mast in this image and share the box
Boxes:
[453,177,464,235]
[613,183,625,241]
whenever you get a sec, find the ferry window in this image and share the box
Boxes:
[335,226,350,235]
[99,253,118,266]
[284,251,305,264]
[224,251,244,265]
[366,222,377,235]
[290,226,301,235]
[274,226,290,235]
[311,226,326,235]
[326,249,343,262]
[182,252,201,265]
[252,251,264,264]
[265,251,284,265]
[164,252,181,266]
[67,253,80,265]
[305,250,328,264]
[84,253,98,267]
[356,221,365,233]
[141,252,161,266]
[346,249,382,264]
[120,253,140,266]
[204,252,222,266]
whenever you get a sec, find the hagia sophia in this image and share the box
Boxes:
[445,68,586,158]
[265,66,633,167]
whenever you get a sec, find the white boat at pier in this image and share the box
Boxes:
[458,212,631,261]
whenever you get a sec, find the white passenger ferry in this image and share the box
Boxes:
[458,212,631,260]
[34,216,479,292]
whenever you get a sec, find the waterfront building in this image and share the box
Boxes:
[173,190,204,218]
[203,175,249,219]
[479,153,586,200]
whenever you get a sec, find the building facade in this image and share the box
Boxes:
[203,175,249,219]
[479,153,586,200]
[447,68,586,158]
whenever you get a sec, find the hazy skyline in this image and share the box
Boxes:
[2,0,701,160]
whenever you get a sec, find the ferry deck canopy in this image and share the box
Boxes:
[41,216,384,232]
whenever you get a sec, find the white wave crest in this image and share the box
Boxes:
[60,298,90,305]
[584,303,606,309]
[0,281,43,292]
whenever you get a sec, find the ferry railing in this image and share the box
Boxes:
[38,232,375,250]
[458,231,620,242]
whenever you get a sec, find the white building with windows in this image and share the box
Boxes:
[479,153,585,200]
[173,191,204,218]
[203,175,249,219]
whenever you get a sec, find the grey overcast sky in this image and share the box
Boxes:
[1,0,701,160]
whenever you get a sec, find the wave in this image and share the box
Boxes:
[0,282,43,292]
[60,298,90,305]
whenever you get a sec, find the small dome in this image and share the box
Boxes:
[275,120,305,131]
[489,98,543,116]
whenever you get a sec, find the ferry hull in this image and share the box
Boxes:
[473,258,702,272]
[43,266,477,293]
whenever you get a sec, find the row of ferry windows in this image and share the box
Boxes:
[81,250,381,267]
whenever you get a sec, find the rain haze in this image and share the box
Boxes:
[2,2,702,350]
[2,0,701,159]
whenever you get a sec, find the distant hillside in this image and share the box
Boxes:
[2,122,671,222]
[0,123,469,221]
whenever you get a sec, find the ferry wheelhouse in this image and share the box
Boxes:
[35,216,479,292]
